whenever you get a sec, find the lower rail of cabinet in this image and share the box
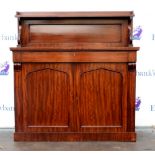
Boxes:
[14,132,136,142]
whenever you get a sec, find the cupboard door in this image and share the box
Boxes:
[21,63,74,132]
[76,63,128,132]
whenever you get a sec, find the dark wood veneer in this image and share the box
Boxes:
[11,12,139,141]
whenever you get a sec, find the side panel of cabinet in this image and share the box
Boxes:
[21,63,74,132]
[76,63,128,132]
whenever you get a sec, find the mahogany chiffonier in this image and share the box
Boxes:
[10,12,139,141]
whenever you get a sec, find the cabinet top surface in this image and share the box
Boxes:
[16,11,134,18]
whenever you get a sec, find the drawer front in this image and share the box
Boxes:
[13,51,136,63]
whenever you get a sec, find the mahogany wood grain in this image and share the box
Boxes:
[14,132,136,142]
[30,25,121,43]
[16,11,134,18]
[12,51,137,63]
[11,11,139,141]
[14,64,23,132]
[11,47,139,51]
[76,63,127,132]
[20,19,129,47]
[127,63,136,131]
[22,63,74,132]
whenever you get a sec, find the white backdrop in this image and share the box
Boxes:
[0,0,155,127]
